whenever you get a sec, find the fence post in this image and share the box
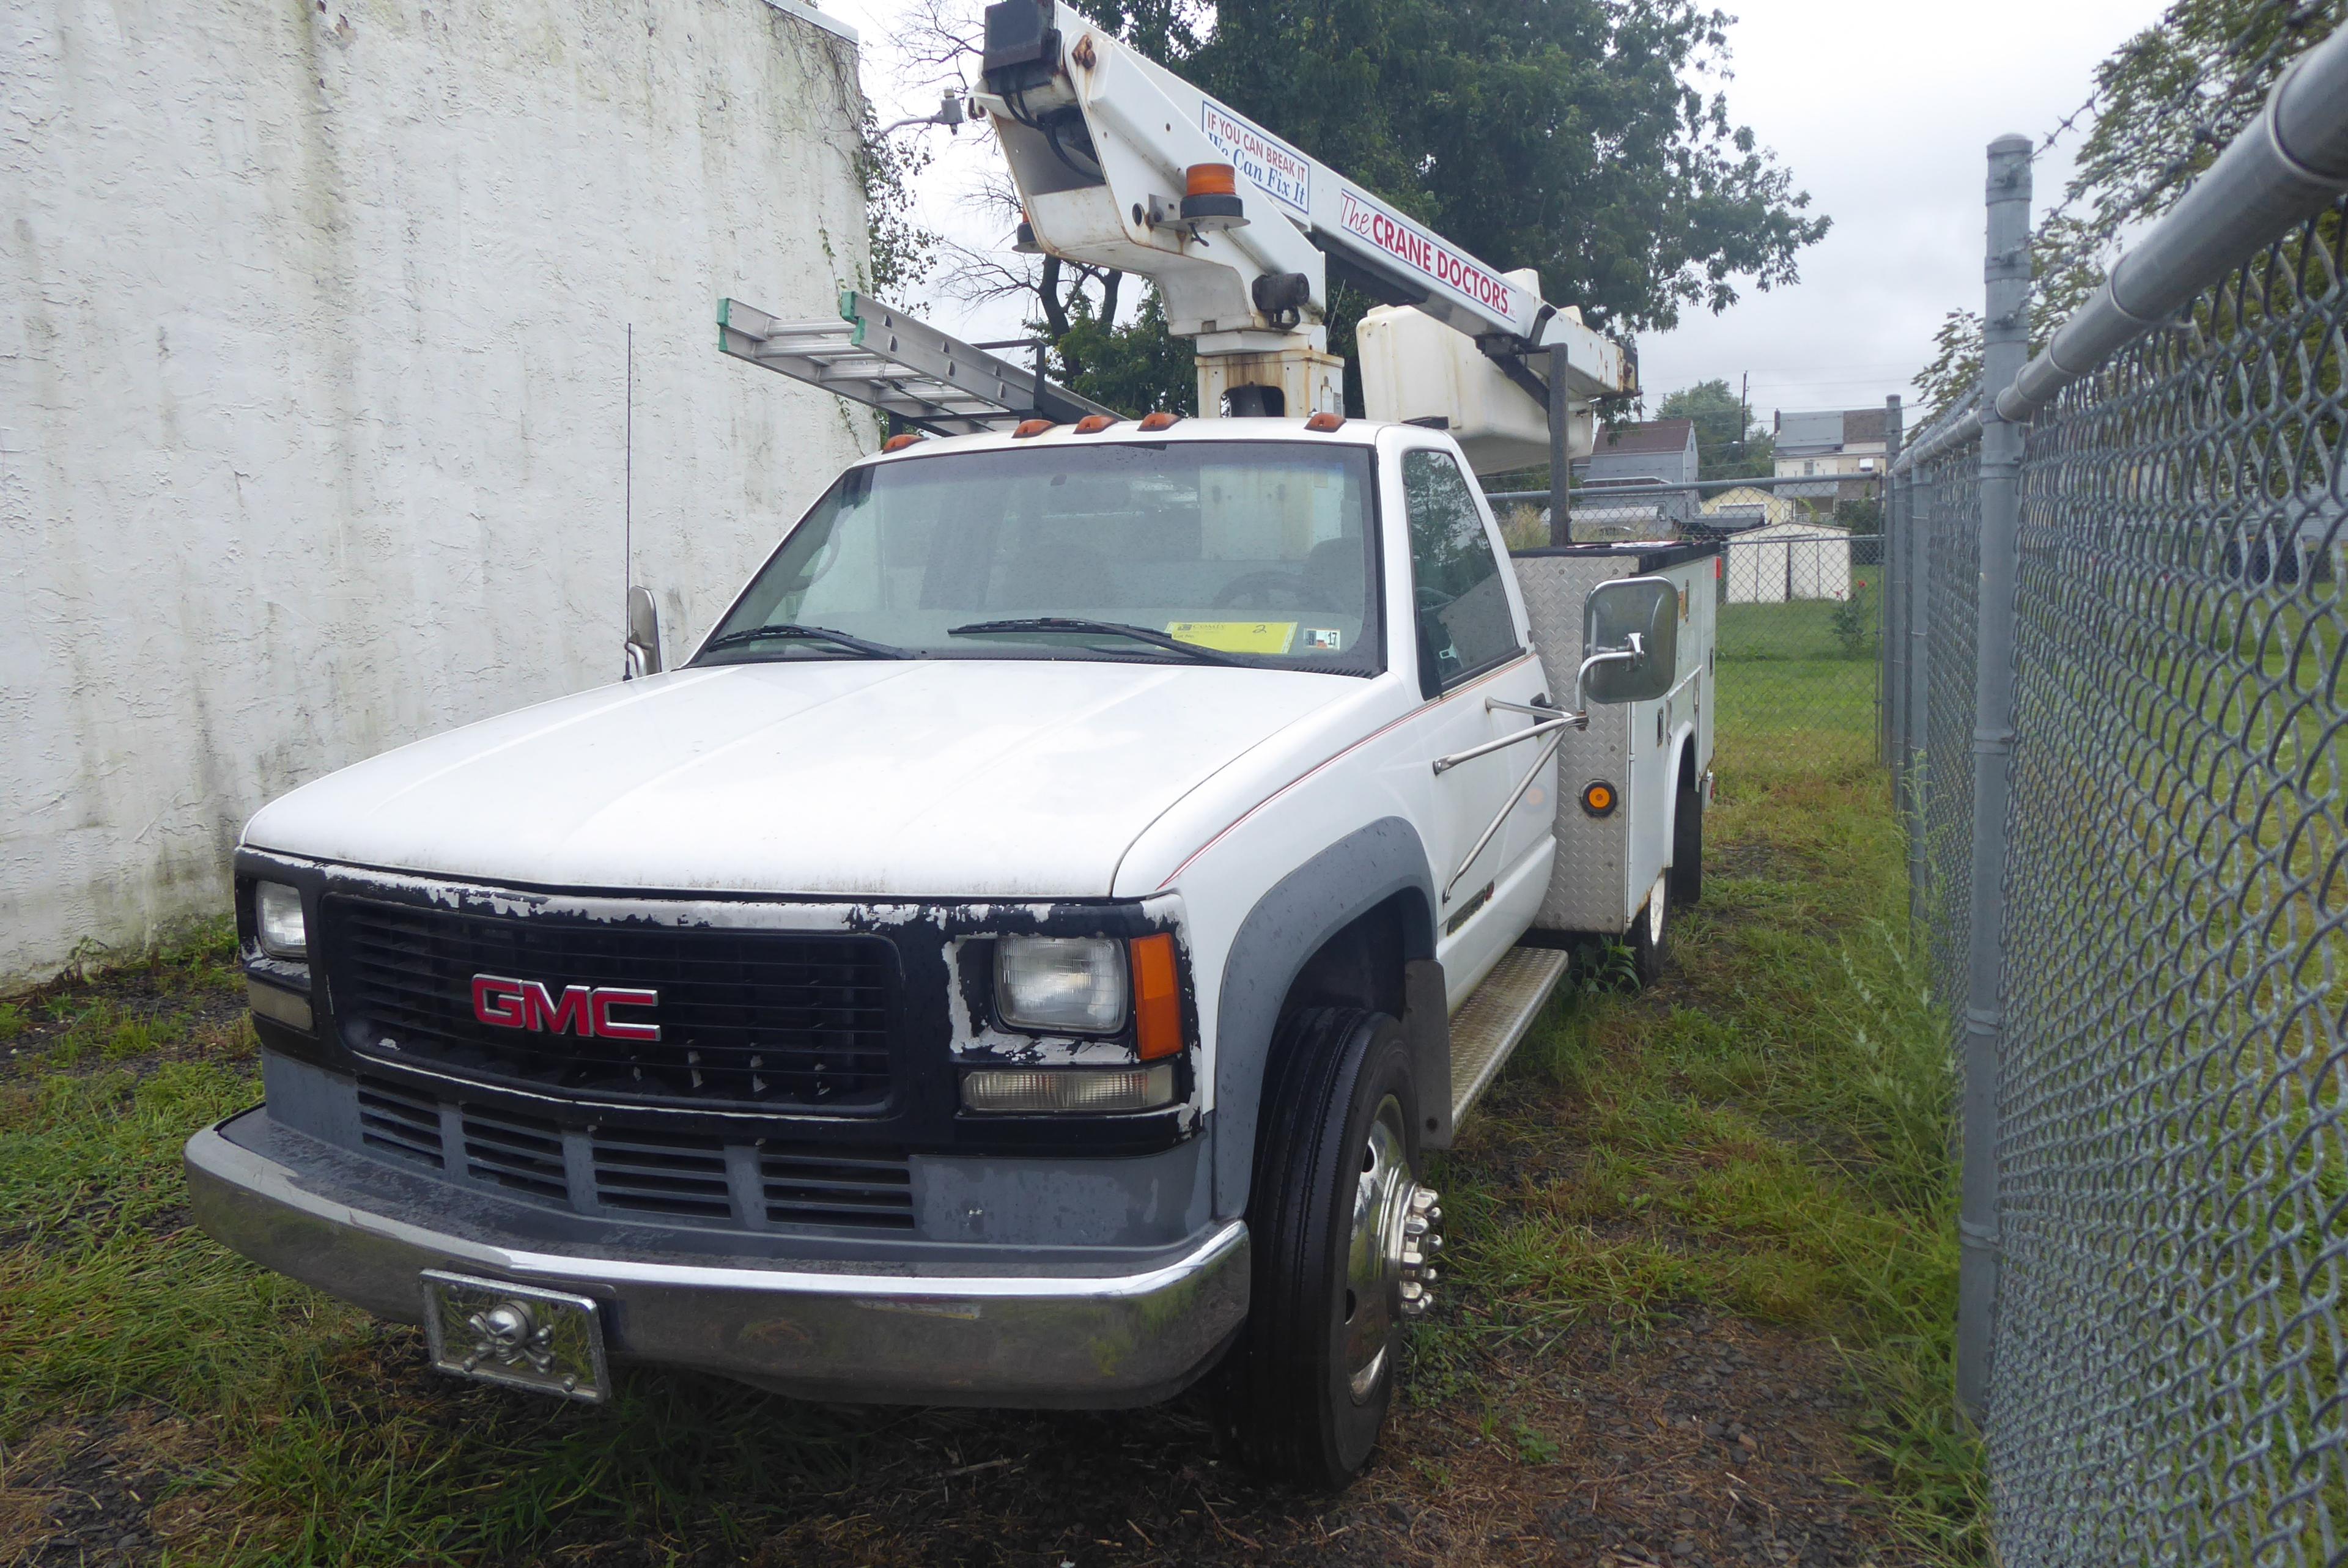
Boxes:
[1904,452,1930,933]
[1548,344,1572,548]
[1957,134,2032,1423]
[1880,396,1903,767]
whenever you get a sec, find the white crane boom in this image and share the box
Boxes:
[973,0,1633,463]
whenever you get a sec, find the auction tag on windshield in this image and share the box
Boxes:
[1166,620,1298,653]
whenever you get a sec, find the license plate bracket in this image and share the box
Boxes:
[420,1270,609,1404]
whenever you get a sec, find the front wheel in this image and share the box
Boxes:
[1216,1008,1439,1489]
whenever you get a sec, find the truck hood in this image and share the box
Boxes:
[243,660,1352,897]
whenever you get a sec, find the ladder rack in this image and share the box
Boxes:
[718,292,1114,436]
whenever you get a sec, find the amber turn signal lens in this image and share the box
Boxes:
[882,433,923,452]
[1131,933,1183,1061]
[1013,418,1056,438]
[1580,781,1618,817]
[1184,161,1238,197]
[1138,411,1182,431]
[1304,411,1346,432]
[1074,414,1117,433]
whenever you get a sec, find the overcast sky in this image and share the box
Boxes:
[816,0,2169,430]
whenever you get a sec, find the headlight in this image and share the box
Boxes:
[254,882,308,959]
[995,937,1126,1032]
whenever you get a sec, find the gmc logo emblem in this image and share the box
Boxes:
[471,974,661,1042]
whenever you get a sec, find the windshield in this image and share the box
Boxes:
[695,441,1383,674]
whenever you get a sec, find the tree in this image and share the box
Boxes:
[1153,0,1828,336]
[907,0,1831,416]
[1055,288,1195,413]
[1656,378,1773,479]
[857,112,936,298]
[1911,0,2346,419]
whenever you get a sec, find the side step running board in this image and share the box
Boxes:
[1447,945,1571,1130]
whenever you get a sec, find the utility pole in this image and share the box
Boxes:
[1738,373,1750,474]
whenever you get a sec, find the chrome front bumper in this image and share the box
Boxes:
[185,1113,1249,1408]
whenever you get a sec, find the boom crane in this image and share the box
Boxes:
[976,0,1633,471]
[721,0,1634,484]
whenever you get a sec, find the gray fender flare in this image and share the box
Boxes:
[1210,816,1439,1219]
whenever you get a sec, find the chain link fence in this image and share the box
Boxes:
[1884,22,2348,1561]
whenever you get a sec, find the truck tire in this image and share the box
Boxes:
[1631,873,1671,987]
[1669,782,1704,907]
[1217,1007,1436,1489]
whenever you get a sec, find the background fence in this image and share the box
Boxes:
[1490,479,1891,792]
[1881,28,2348,1564]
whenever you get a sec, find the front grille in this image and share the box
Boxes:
[343,1078,918,1231]
[762,1145,915,1229]
[356,1075,443,1168]
[462,1104,569,1201]
[593,1128,733,1220]
[326,897,895,1111]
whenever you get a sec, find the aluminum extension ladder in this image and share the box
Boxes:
[718,292,1114,435]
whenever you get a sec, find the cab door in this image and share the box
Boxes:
[1390,443,1558,1007]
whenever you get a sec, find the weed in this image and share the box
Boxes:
[106,1019,158,1061]
[0,1003,21,1042]
[1512,1419,1562,1466]
[1829,580,1877,657]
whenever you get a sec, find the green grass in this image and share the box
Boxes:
[1431,665,1982,1559]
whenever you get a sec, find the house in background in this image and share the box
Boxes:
[1773,408,1889,509]
[1698,484,1798,534]
[1571,418,1699,530]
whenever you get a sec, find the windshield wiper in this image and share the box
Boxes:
[700,623,912,660]
[947,617,1242,666]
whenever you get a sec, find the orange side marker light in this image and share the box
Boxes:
[1131,933,1183,1061]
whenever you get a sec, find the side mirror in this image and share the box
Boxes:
[1578,576,1678,705]
[624,586,663,680]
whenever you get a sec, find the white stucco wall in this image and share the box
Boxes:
[1,0,877,983]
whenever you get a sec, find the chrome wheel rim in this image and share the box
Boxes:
[1342,1095,1415,1404]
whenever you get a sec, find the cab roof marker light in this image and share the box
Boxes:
[1013,418,1057,438]
[882,432,925,452]
[1074,414,1118,433]
[1138,411,1182,431]
[1305,411,1346,432]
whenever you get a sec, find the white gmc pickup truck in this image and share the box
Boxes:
[186,414,1715,1486]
